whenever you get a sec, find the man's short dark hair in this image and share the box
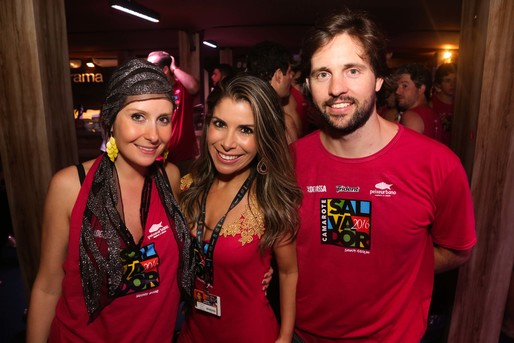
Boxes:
[214,63,235,79]
[434,63,457,85]
[246,41,292,82]
[301,8,389,81]
[395,63,432,99]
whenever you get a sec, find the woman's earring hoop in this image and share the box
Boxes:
[257,159,268,175]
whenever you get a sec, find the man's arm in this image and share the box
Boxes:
[283,94,302,143]
[170,56,199,95]
[434,245,473,274]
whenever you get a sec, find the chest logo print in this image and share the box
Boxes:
[320,198,371,252]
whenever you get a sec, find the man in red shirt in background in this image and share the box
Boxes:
[148,51,200,175]
[395,63,444,142]
[431,63,457,146]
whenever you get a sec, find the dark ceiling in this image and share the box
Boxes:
[65,0,462,66]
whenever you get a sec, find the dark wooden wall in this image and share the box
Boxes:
[0,0,77,297]
[449,0,514,341]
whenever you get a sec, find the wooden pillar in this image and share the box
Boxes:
[0,0,77,298]
[178,30,201,81]
[178,30,203,105]
[449,0,514,341]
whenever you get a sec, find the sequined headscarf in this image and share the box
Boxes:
[79,58,194,322]
[100,58,173,135]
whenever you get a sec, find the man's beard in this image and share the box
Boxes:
[318,93,376,136]
[396,94,417,112]
[396,98,409,112]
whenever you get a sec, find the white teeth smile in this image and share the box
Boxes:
[219,152,239,160]
[139,146,157,152]
[331,103,351,109]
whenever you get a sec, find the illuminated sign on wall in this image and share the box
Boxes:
[70,67,115,110]
[71,73,104,83]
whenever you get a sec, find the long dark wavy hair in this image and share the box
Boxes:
[179,73,302,250]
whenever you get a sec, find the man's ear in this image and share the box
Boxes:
[163,65,170,76]
[375,77,384,92]
[269,68,283,93]
[418,84,426,97]
[272,68,283,83]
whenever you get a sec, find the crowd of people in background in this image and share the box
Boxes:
[211,49,458,150]
[378,62,457,147]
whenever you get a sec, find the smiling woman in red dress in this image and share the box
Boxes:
[178,74,302,343]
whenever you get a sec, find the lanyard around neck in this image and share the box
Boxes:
[195,169,256,286]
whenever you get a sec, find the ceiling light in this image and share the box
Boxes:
[110,0,160,23]
[69,59,82,69]
[92,58,119,67]
[202,40,218,49]
[86,60,95,68]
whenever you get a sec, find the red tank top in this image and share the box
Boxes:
[50,155,181,342]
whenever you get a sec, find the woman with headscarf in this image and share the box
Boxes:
[27,58,193,342]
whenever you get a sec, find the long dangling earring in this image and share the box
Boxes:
[257,159,268,175]
[106,136,119,162]
[161,148,169,161]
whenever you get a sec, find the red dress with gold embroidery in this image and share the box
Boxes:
[177,195,279,343]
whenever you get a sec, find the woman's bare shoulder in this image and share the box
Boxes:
[49,159,96,204]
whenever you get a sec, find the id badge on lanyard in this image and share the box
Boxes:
[194,287,222,316]
[193,169,256,317]
[193,242,221,316]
